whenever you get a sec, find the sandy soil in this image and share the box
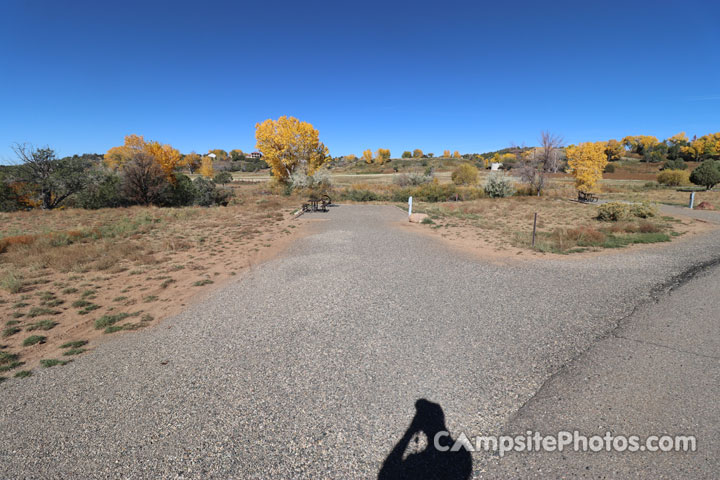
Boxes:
[0,205,311,374]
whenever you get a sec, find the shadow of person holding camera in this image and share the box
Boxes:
[378,399,472,480]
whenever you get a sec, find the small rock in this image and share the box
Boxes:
[696,201,714,210]
[409,213,429,223]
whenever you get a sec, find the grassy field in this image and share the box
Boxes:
[0,186,304,378]
[409,197,695,255]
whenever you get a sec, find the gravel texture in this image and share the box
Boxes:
[1,204,719,478]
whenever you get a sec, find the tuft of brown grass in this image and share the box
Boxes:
[0,235,35,254]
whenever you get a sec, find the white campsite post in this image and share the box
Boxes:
[408,196,413,216]
[689,192,695,209]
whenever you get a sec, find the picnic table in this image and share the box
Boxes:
[578,191,598,203]
[301,194,332,212]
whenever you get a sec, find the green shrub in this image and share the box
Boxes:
[213,171,233,184]
[662,158,688,170]
[597,202,656,221]
[657,169,690,186]
[484,174,515,198]
[630,202,657,218]
[604,163,616,173]
[160,173,196,207]
[690,160,720,190]
[76,172,127,209]
[451,163,479,185]
[192,176,232,206]
[0,180,23,212]
[597,202,631,221]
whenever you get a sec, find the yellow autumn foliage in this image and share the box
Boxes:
[145,141,183,179]
[362,149,373,164]
[198,157,215,178]
[375,148,391,164]
[681,133,720,161]
[566,142,608,192]
[105,134,183,181]
[667,132,688,145]
[105,134,147,170]
[604,139,624,162]
[255,116,329,182]
[621,135,659,153]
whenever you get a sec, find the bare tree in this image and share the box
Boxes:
[12,143,90,209]
[517,132,564,196]
[539,131,564,173]
[121,153,167,205]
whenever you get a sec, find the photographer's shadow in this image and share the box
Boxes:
[378,399,472,480]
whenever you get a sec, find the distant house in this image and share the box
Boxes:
[248,151,263,159]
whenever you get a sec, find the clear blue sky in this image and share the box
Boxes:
[1,0,718,162]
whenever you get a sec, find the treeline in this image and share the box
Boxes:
[336,132,720,170]
[0,137,235,212]
[618,133,720,163]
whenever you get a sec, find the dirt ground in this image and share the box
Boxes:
[0,196,309,376]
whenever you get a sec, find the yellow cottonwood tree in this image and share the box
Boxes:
[198,157,215,178]
[604,139,624,162]
[453,150,461,159]
[105,134,147,170]
[412,149,423,158]
[621,135,659,154]
[105,134,183,181]
[375,148,391,164]
[682,133,720,161]
[255,116,329,183]
[145,141,183,179]
[443,150,451,158]
[566,142,608,192]
[362,149,373,164]
[667,132,689,146]
[184,152,202,173]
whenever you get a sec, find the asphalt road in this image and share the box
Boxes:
[1,204,718,479]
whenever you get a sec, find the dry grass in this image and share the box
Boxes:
[603,188,720,207]
[0,185,306,375]
[413,196,687,255]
